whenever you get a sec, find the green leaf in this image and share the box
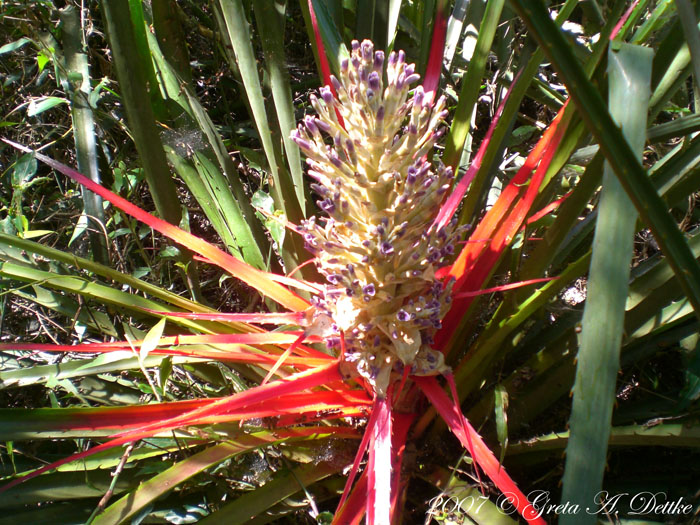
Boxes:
[26,96,68,117]
[139,317,166,361]
[0,37,32,55]
[67,212,88,246]
[561,42,653,523]
[12,153,37,186]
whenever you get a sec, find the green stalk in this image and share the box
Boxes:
[60,5,108,264]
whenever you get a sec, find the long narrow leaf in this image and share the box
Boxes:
[561,43,652,523]
[2,139,310,312]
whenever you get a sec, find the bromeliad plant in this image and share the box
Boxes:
[0,38,548,524]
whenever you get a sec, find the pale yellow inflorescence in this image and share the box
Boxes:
[292,40,459,396]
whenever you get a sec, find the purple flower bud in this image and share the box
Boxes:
[352,57,361,70]
[330,75,342,92]
[411,252,420,260]
[345,139,355,153]
[376,106,385,121]
[380,242,394,255]
[327,274,342,284]
[374,51,384,70]
[362,40,373,60]
[399,195,408,205]
[346,263,355,274]
[396,73,405,90]
[388,51,397,66]
[329,150,342,168]
[363,283,376,296]
[352,40,360,52]
[398,50,406,64]
[320,86,334,106]
[397,310,410,322]
[359,67,368,83]
[405,73,420,85]
[341,58,349,72]
[373,335,381,347]
[414,86,424,108]
[423,177,434,188]
[310,183,326,195]
[404,63,415,76]
[346,288,354,296]
[362,255,369,263]
[315,119,331,133]
[366,89,375,100]
[345,221,354,228]
[368,71,380,91]
[292,135,313,151]
[304,115,318,134]
[362,240,371,248]
[409,123,418,135]
[319,199,335,213]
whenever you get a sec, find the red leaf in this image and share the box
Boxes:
[414,376,546,525]
[2,139,310,313]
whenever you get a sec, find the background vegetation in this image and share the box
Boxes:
[1,0,700,523]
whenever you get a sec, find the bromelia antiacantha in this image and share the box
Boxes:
[0,39,550,525]
[292,40,459,397]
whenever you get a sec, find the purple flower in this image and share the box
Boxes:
[380,242,394,255]
[327,274,342,284]
[362,283,376,296]
[397,310,411,322]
